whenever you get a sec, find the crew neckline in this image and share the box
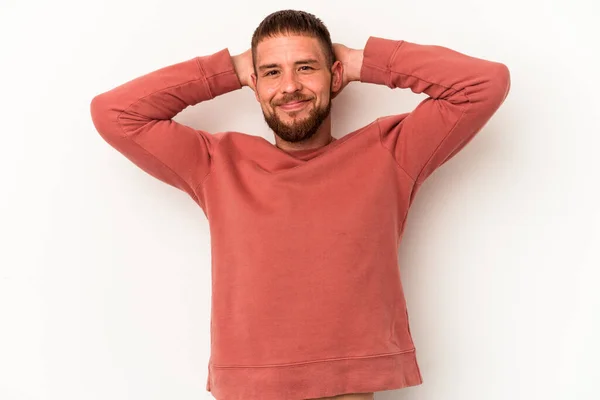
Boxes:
[277,137,338,155]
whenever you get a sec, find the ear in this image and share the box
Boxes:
[250,73,259,100]
[330,60,343,94]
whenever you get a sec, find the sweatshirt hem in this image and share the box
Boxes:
[206,349,423,400]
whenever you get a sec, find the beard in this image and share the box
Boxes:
[262,94,332,143]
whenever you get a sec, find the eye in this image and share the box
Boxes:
[264,70,279,77]
[299,66,313,71]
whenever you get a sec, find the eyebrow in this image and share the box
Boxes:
[258,59,320,71]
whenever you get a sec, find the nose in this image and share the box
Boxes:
[280,71,302,93]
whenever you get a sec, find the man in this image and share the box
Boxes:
[90,9,510,400]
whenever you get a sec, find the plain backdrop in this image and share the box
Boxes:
[1,1,599,399]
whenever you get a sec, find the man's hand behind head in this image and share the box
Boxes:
[232,49,256,93]
[332,43,363,99]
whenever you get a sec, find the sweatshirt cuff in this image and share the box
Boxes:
[359,37,403,86]
[197,48,243,98]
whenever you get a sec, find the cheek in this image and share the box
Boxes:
[309,79,331,101]
[256,93,276,115]
[313,89,329,107]
[258,87,277,105]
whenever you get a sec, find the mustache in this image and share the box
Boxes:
[274,94,312,106]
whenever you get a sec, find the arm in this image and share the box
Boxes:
[89,48,243,204]
[355,37,510,185]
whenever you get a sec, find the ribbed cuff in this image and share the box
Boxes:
[360,37,403,87]
[197,48,243,98]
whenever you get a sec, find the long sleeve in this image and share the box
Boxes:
[360,37,510,185]
[89,48,242,204]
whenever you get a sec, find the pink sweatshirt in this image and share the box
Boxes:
[90,36,510,400]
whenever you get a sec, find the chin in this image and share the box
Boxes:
[283,112,309,122]
[284,105,312,116]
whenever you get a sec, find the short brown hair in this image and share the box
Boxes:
[251,10,335,72]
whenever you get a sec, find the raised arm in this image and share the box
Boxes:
[358,36,511,185]
[89,48,242,205]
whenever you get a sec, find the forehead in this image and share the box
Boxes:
[255,34,326,65]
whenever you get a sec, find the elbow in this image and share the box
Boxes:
[90,95,109,136]
[90,95,101,122]
[90,94,123,143]
[90,94,108,121]
[492,62,511,103]
[480,62,511,111]
[90,93,111,119]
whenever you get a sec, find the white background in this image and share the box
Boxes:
[1,1,599,399]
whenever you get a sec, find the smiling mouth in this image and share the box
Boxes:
[278,100,309,111]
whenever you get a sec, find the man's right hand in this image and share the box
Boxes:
[232,49,256,93]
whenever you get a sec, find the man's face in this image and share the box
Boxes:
[251,34,340,143]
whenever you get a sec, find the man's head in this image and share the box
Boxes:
[250,10,342,143]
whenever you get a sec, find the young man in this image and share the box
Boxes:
[90,9,510,400]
